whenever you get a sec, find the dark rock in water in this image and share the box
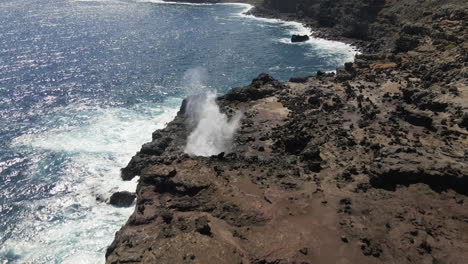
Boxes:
[291,34,310,42]
[109,191,136,207]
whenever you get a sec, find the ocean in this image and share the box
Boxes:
[0,0,355,262]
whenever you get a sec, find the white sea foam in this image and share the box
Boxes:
[137,0,214,6]
[138,0,357,65]
[3,98,181,263]
[235,4,358,65]
[74,0,126,3]
[179,67,242,157]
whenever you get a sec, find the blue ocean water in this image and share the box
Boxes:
[0,0,355,262]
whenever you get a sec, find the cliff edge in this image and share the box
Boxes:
[106,1,467,263]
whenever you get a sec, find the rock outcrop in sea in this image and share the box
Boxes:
[291,34,310,42]
[107,0,467,263]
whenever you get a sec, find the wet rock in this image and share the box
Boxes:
[291,34,310,42]
[109,191,136,207]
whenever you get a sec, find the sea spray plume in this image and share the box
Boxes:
[181,67,242,156]
[182,67,209,126]
[182,67,209,95]
[184,92,242,156]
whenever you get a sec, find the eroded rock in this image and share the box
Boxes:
[109,191,136,207]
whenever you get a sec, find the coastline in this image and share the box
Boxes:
[155,0,360,69]
[160,0,367,52]
[107,1,468,263]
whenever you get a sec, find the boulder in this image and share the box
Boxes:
[336,63,357,81]
[291,34,310,42]
[109,191,136,207]
[223,74,282,102]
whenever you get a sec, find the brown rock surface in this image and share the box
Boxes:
[107,1,468,263]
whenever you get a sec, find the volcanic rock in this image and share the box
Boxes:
[109,191,136,207]
[107,1,468,263]
[291,34,310,42]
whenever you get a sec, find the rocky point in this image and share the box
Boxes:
[107,0,467,263]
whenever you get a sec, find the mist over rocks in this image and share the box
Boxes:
[184,92,242,156]
[108,0,467,263]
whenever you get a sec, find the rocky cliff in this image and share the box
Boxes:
[253,0,466,52]
[107,1,468,263]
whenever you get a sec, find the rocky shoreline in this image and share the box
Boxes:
[106,1,467,263]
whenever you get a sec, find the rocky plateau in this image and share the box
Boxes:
[107,0,467,263]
